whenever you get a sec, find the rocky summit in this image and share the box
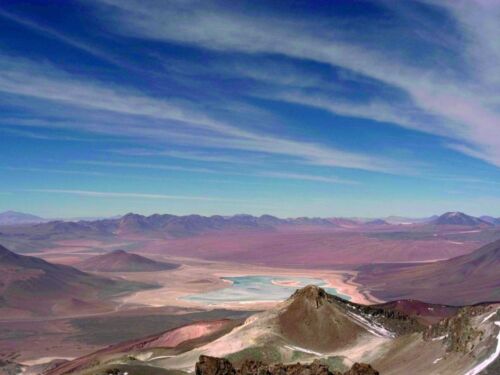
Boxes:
[195,356,379,375]
[40,285,500,375]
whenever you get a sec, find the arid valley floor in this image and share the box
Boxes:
[0,212,499,374]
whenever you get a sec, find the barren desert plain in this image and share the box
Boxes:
[1,214,499,373]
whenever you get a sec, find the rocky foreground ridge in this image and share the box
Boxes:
[195,355,379,375]
[41,285,500,375]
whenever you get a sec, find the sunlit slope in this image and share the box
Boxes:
[46,286,500,375]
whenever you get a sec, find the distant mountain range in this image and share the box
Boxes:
[383,215,438,224]
[357,238,500,305]
[0,211,47,225]
[384,212,498,226]
[115,212,341,236]
[0,212,343,240]
[364,219,389,226]
[481,215,500,225]
[0,244,155,317]
[431,211,492,226]
[1,211,498,240]
[0,211,122,226]
[77,249,179,272]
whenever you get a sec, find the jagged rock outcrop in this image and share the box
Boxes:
[42,285,500,375]
[343,363,379,375]
[195,356,379,375]
[280,285,424,352]
[197,356,237,375]
[424,305,492,352]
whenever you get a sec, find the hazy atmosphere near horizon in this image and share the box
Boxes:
[0,0,499,218]
[1,2,500,375]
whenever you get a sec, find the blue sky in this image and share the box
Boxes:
[0,0,499,218]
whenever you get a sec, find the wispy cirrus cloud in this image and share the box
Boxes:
[24,189,238,202]
[0,8,122,67]
[1,165,181,181]
[75,160,358,185]
[257,171,358,185]
[0,53,406,174]
[1,166,111,177]
[1,127,94,141]
[75,160,218,174]
[88,0,500,167]
[109,148,265,165]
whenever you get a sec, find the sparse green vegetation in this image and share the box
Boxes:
[318,356,349,373]
[226,345,282,365]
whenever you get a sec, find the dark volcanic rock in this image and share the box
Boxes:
[343,363,379,375]
[269,360,338,375]
[196,356,236,375]
[195,356,378,375]
[239,360,269,375]
[424,304,492,352]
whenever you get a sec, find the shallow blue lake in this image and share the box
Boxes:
[184,275,351,304]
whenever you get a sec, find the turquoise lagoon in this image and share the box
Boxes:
[184,275,351,305]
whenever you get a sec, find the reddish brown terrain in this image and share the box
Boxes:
[45,318,244,375]
[0,212,499,374]
[77,249,179,272]
[2,212,498,268]
[0,244,153,318]
[140,226,491,267]
[355,239,500,305]
[43,285,500,375]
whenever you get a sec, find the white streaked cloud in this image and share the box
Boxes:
[88,0,500,167]
[24,189,239,201]
[0,8,122,67]
[2,166,110,177]
[109,148,265,164]
[253,88,440,136]
[75,160,218,174]
[74,160,358,185]
[257,171,358,185]
[1,166,179,181]
[1,127,94,141]
[0,54,406,173]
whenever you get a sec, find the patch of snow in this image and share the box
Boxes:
[464,322,500,375]
[20,357,75,366]
[135,352,154,361]
[481,311,498,325]
[432,335,447,341]
[433,357,443,364]
[284,345,324,356]
[346,312,395,338]
[149,355,175,361]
